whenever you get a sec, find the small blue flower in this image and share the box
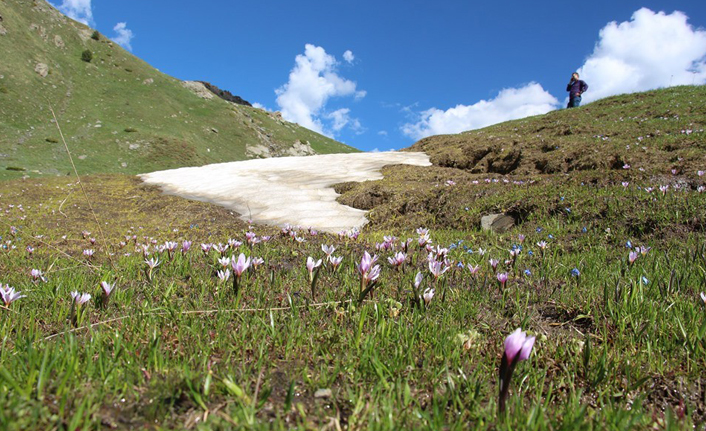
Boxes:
[571,268,580,277]
[582,227,587,233]
[524,269,532,276]
[548,234,554,239]
[528,250,534,256]
[467,249,474,254]
[536,227,543,233]
[457,262,464,268]
[565,208,571,213]
[641,276,649,285]
[626,240,633,248]
[560,196,565,201]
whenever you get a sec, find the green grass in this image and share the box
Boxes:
[0,174,705,429]
[0,0,357,181]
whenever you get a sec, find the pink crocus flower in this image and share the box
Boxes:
[83,249,95,258]
[387,252,406,268]
[306,256,323,277]
[621,182,629,188]
[329,256,343,269]
[428,260,449,279]
[218,256,231,269]
[489,259,499,272]
[201,243,213,255]
[181,241,192,253]
[252,257,264,268]
[232,253,251,277]
[498,328,536,413]
[698,170,704,177]
[629,251,639,264]
[321,244,336,257]
[504,328,535,363]
[357,251,379,276]
[467,264,480,275]
[100,281,115,298]
[363,265,381,284]
[70,291,92,305]
[217,269,231,282]
[31,268,46,282]
[701,292,706,305]
[536,241,547,250]
[1,285,25,306]
[497,272,509,288]
[517,234,526,243]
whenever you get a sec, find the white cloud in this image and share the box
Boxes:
[112,22,134,51]
[378,130,388,136]
[275,44,365,137]
[252,102,272,112]
[401,83,559,140]
[54,0,94,26]
[577,8,706,103]
[343,50,355,64]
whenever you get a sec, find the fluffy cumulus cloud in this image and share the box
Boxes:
[343,50,355,64]
[402,83,559,140]
[54,0,94,25]
[578,8,706,103]
[276,44,364,137]
[112,22,134,51]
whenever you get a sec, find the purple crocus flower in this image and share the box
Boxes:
[387,252,406,268]
[504,328,535,363]
[217,269,231,282]
[306,256,322,278]
[428,260,449,279]
[497,272,509,288]
[498,328,536,413]
[232,253,251,277]
[629,251,639,264]
[321,244,336,257]
[1,285,25,306]
[329,255,343,269]
[467,264,480,275]
[71,291,92,306]
[181,241,192,253]
[357,251,378,276]
[489,258,499,272]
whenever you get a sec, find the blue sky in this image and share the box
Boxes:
[55,0,706,152]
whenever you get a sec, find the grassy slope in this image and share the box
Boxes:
[0,0,356,181]
[0,174,705,429]
[336,86,706,234]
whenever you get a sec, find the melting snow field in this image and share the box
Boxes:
[140,152,431,233]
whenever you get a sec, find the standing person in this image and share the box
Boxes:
[566,72,588,108]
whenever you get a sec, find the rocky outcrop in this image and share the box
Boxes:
[35,63,48,77]
[196,81,251,106]
[182,81,214,99]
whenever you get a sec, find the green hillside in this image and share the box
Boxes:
[336,85,706,232]
[0,0,356,180]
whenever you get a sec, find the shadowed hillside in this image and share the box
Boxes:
[0,0,356,180]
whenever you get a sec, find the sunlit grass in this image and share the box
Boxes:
[1,174,705,429]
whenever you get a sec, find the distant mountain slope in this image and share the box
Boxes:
[0,0,357,180]
[408,85,706,176]
[335,85,706,230]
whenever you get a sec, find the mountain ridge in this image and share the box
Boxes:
[0,0,357,180]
